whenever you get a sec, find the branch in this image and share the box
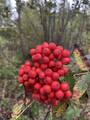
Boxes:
[44,105,51,120]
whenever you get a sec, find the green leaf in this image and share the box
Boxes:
[64,105,81,120]
[64,71,75,91]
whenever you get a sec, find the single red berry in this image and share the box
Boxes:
[55,61,62,69]
[54,48,61,58]
[29,48,36,55]
[18,76,24,84]
[62,50,70,57]
[45,69,53,77]
[36,45,42,54]
[23,74,28,81]
[29,70,37,78]
[43,48,51,56]
[60,82,69,91]
[32,54,42,62]
[43,85,52,93]
[24,81,30,88]
[34,83,41,91]
[57,46,63,52]
[55,90,64,100]
[43,42,49,48]
[53,99,59,106]
[49,53,54,60]
[29,78,35,85]
[43,56,49,63]
[58,69,64,76]
[40,87,45,95]
[49,42,56,50]
[19,69,24,76]
[51,81,60,91]
[25,66,31,73]
[41,64,48,70]
[52,72,59,80]
[39,72,45,79]
[36,68,42,74]
[49,61,55,68]
[49,92,54,99]
[34,62,40,67]
[62,57,71,65]
[44,76,52,84]
[65,90,72,99]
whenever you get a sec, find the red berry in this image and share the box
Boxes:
[39,72,45,79]
[43,56,49,63]
[58,54,62,59]
[51,81,60,91]
[44,77,52,84]
[53,99,59,106]
[55,61,62,69]
[36,45,42,53]
[45,69,53,77]
[29,78,35,85]
[54,48,61,58]
[52,72,59,80]
[65,90,72,99]
[34,62,40,67]
[19,69,24,76]
[36,68,42,74]
[57,46,63,52]
[62,58,71,64]
[24,81,30,88]
[55,90,64,100]
[41,64,48,70]
[62,50,70,57]
[49,92,54,98]
[43,42,49,48]
[29,70,37,78]
[30,48,36,55]
[23,74,28,81]
[32,54,42,62]
[49,61,55,68]
[63,67,69,75]
[18,76,24,84]
[34,83,41,91]
[43,85,51,93]
[40,87,45,95]
[49,42,56,50]
[49,53,54,60]
[43,48,50,56]
[60,82,69,91]
[58,69,64,76]
[25,66,31,73]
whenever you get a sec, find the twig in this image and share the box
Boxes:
[44,105,51,120]
[2,80,7,99]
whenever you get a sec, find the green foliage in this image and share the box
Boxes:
[64,104,81,120]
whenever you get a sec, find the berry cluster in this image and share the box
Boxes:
[18,42,72,106]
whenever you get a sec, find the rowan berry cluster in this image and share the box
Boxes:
[18,42,72,106]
